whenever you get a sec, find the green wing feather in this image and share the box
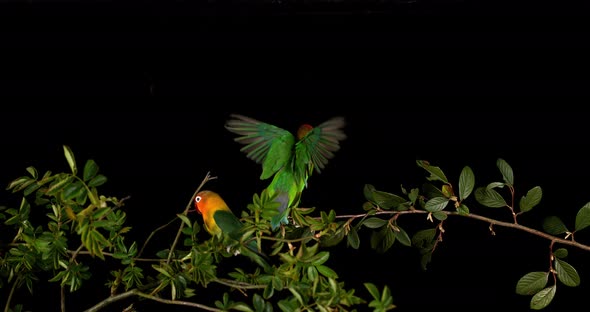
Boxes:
[225,114,295,180]
[295,116,347,183]
[226,114,346,232]
[213,210,245,240]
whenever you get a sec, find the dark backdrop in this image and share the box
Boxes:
[1,0,590,311]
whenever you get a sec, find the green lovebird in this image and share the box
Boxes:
[194,190,270,271]
[225,114,347,230]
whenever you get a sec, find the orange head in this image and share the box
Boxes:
[194,190,231,236]
[297,124,313,140]
[195,190,225,214]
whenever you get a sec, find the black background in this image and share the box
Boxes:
[2,0,590,311]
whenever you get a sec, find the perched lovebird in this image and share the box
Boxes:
[194,190,270,270]
[194,190,240,238]
[225,114,347,230]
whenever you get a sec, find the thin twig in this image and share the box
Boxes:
[214,278,267,290]
[166,172,217,265]
[136,216,178,258]
[70,244,84,262]
[333,209,590,252]
[61,286,65,312]
[135,291,222,311]
[67,250,166,262]
[3,278,18,312]
[83,288,222,312]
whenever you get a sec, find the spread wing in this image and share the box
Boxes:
[295,116,347,180]
[225,114,296,180]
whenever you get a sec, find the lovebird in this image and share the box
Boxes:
[194,190,270,271]
[225,114,347,230]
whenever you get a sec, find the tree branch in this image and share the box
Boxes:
[83,288,222,312]
[61,286,65,312]
[67,250,166,262]
[334,209,590,252]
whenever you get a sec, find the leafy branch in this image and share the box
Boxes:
[2,146,589,311]
[0,145,387,312]
[302,158,587,310]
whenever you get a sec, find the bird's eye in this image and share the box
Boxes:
[195,196,202,203]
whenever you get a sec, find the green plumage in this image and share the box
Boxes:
[225,114,346,230]
[213,210,248,240]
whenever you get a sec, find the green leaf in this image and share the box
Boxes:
[232,303,254,312]
[45,176,73,196]
[542,216,568,235]
[486,182,505,189]
[63,145,77,175]
[496,158,514,186]
[411,228,436,249]
[530,286,556,310]
[182,227,193,235]
[307,266,319,282]
[408,188,419,205]
[458,166,475,201]
[363,184,377,202]
[364,282,380,300]
[371,227,396,253]
[288,287,304,305]
[457,203,469,215]
[23,182,41,196]
[554,248,568,259]
[424,197,449,212]
[380,285,393,305]
[555,258,580,287]
[310,251,330,266]
[422,183,444,199]
[516,271,548,295]
[83,159,99,181]
[260,283,273,300]
[92,207,111,219]
[474,187,507,208]
[432,211,447,220]
[6,177,31,191]
[152,265,172,278]
[363,217,388,229]
[319,227,345,247]
[575,202,590,232]
[316,265,338,279]
[88,175,107,187]
[347,228,360,249]
[519,186,542,213]
[177,214,192,228]
[62,181,84,200]
[364,184,411,210]
[277,299,297,312]
[416,160,449,183]
[394,226,412,247]
[26,166,38,179]
[253,293,265,311]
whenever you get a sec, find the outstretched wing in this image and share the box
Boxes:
[295,116,347,179]
[225,114,296,180]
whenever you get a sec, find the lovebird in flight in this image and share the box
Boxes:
[194,190,270,271]
[225,114,347,230]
